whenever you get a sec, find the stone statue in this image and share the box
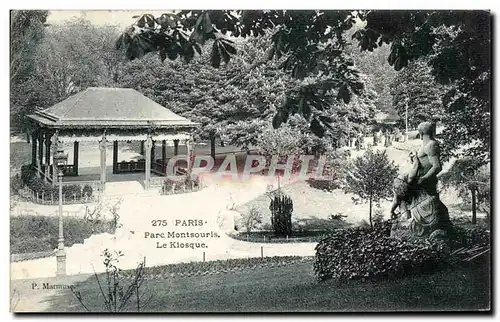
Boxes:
[390,122,452,240]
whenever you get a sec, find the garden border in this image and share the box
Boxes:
[121,256,314,281]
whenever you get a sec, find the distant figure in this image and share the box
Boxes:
[373,130,379,146]
[390,122,452,239]
[358,134,365,150]
[394,128,401,142]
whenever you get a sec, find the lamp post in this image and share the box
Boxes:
[53,147,68,276]
[404,99,409,142]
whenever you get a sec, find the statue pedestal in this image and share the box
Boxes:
[390,215,412,239]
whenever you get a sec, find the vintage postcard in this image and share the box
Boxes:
[9,9,491,312]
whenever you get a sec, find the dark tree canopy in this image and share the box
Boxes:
[118,10,491,162]
[353,10,490,163]
[116,10,364,138]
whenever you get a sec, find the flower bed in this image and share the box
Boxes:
[121,256,313,280]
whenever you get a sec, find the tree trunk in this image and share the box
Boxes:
[209,133,216,161]
[471,187,477,225]
[369,195,373,228]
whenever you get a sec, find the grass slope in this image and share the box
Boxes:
[10,215,115,254]
[44,261,490,312]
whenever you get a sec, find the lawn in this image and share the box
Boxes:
[43,259,490,312]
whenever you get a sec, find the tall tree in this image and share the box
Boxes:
[33,18,123,102]
[10,10,48,84]
[390,58,447,129]
[13,18,124,133]
[345,24,397,114]
[10,10,48,132]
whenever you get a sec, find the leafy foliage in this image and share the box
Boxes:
[135,256,307,278]
[19,164,93,203]
[314,221,450,281]
[120,10,491,162]
[314,221,491,282]
[449,226,490,250]
[256,122,305,158]
[161,176,200,195]
[440,158,491,222]
[118,34,296,153]
[354,10,491,163]
[343,149,399,227]
[307,149,350,192]
[350,40,397,114]
[10,10,49,131]
[118,10,366,138]
[12,18,124,132]
[33,19,123,102]
[241,207,263,234]
[390,58,447,129]
[10,10,48,84]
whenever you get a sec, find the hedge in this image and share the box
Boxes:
[161,175,200,195]
[313,221,490,282]
[18,164,93,203]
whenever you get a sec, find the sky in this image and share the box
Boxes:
[46,10,170,28]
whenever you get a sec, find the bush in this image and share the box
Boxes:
[26,176,58,199]
[20,164,35,185]
[82,185,93,198]
[63,184,82,200]
[135,256,308,278]
[314,221,448,281]
[161,175,200,194]
[241,207,263,233]
[185,174,200,188]
[306,178,338,192]
[10,174,24,195]
[450,226,490,249]
[314,221,491,282]
[270,193,293,236]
